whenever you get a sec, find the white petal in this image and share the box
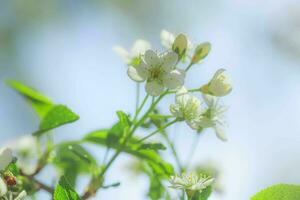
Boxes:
[113,46,130,64]
[212,68,226,80]
[214,126,227,141]
[176,86,188,96]
[144,50,161,67]
[0,178,7,197]
[161,51,178,72]
[170,104,182,118]
[160,30,175,49]
[131,39,151,57]
[145,80,164,96]
[197,116,215,128]
[0,148,13,170]
[202,94,216,107]
[15,191,27,200]
[127,66,148,82]
[162,69,185,89]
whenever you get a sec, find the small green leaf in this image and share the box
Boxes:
[6,163,19,176]
[251,184,300,200]
[7,80,53,118]
[52,142,97,172]
[54,176,81,200]
[68,145,92,164]
[191,42,211,64]
[33,105,79,136]
[192,186,213,200]
[52,142,98,187]
[116,111,131,128]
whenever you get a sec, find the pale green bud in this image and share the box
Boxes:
[172,34,188,59]
[191,42,211,64]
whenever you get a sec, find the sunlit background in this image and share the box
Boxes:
[1,0,300,199]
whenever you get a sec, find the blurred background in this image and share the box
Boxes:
[1,0,300,199]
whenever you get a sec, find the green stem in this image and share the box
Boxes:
[133,94,149,123]
[135,83,140,112]
[167,88,199,94]
[185,134,201,170]
[188,88,200,93]
[185,62,193,72]
[161,131,183,171]
[148,114,175,119]
[138,119,178,143]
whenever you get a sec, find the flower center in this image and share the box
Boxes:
[149,67,161,79]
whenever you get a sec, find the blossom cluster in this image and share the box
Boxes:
[0,148,26,200]
[115,30,232,141]
[115,30,232,197]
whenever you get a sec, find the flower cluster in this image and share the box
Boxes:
[0,148,26,200]
[115,30,232,141]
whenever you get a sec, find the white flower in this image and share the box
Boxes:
[15,190,27,200]
[127,50,185,96]
[170,87,201,124]
[0,177,7,197]
[6,136,38,174]
[170,172,214,194]
[195,94,228,141]
[0,148,13,171]
[160,30,193,50]
[200,69,232,97]
[113,39,151,65]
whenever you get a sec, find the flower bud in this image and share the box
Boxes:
[172,34,188,59]
[191,42,211,64]
[200,69,232,97]
[4,175,17,186]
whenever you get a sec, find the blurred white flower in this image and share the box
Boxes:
[169,172,214,196]
[0,177,7,197]
[15,190,27,200]
[200,69,232,97]
[160,30,193,50]
[113,39,151,65]
[6,136,38,174]
[0,148,13,171]
[194,94,228,141]
[170,87,201,124]
[128,50,185,96]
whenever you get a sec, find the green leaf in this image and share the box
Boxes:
[83,130,173,176]
[251,184,300,200]
[33,105,79,136]
[148,175,165,200]
[52,142,97,173]
[52,142,98,187]
[7,80,53,118]
[192,186,213,200]
[54,176,81,200]
[6,163,19,176]
[116,111,131,128]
